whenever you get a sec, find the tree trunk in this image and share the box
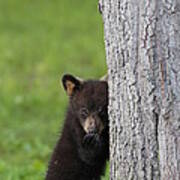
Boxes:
[99,0,180,179]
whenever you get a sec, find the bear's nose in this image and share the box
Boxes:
[88,128,97,134]
[88,120,97,133]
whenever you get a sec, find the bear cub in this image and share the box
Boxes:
[46,74,109,180]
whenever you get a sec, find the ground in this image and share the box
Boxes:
[0,0,109,179]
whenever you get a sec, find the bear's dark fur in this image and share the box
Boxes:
[46,74,109,180]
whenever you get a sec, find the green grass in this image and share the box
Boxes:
[0,0,109,179]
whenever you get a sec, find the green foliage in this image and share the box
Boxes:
[0,0,108,179]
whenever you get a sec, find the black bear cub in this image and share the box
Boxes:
[46,74,109,180]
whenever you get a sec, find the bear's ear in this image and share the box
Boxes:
[62,74,83,96]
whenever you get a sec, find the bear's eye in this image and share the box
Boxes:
[98,107,103,113]
[80,107,89,119]
[98,105,107,116]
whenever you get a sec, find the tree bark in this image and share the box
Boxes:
[99,0,180,179]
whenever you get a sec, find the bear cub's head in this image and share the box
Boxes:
[62,74,108,136]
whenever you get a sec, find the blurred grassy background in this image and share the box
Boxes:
[0,0,108,179]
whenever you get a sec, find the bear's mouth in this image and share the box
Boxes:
[82,133,101,149]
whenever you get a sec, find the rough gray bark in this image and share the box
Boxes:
[99,0,180,179]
